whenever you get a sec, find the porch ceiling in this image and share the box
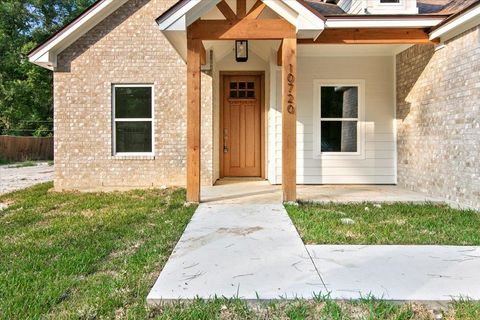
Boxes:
[157,1,441,62]
[203,39,280,62]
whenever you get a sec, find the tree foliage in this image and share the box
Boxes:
[0,0,96,136]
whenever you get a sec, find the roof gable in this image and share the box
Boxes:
[156,0,326,38]
[28,0,129,70]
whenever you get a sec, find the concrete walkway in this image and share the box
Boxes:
[0,162,54,195]
[308,245,480,301]
[148,201,480,303]
[147,204,323,302]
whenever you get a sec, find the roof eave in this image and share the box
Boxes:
[429,2,480,41]
[325,14,448,28]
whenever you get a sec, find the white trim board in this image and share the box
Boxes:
[326,17,445,28]
[312,79,366,160]
[112,84,155,157]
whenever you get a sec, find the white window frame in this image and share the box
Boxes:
[377,0,404,10]
[379,0,401,4]
[112,84,155,156]
[313,79,365,160]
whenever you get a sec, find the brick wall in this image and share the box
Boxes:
[396,26,480,209]
[54,0,214,191]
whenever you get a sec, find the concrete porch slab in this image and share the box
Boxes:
[147,204,323,303]
[201,179,445,205]
[307,245,480,301]
[297,185,445,204]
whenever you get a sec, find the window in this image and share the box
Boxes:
[313,80,365,159]
[229,81,256,99]
[113,85,154,155]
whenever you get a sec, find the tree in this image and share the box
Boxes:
[0,0,96,136]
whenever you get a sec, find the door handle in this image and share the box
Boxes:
[223,128,228,153]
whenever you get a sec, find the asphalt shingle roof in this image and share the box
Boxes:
[305,0,479,15]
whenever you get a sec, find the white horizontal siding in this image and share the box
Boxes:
[338,0,364,14]
[270,55,396,185]
[275,175,396,184]
[276,167,395,176]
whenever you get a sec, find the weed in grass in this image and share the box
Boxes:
[285,300,313,320]
[445,299,480,320]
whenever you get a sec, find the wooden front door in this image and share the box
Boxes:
[222,75,262,177]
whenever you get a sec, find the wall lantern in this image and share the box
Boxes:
[235,40,248,62]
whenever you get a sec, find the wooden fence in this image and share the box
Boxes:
[0,135,53,162]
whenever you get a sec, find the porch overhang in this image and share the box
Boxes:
[158,1,449,203]
[157,3,446,61]
[156,0,326,36]
[156,0,326,61]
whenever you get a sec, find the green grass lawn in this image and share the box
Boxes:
[0,183,196,319]
[286,202,480,245]
[1,185,479,319]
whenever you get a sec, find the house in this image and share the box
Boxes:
[29,0,480,209]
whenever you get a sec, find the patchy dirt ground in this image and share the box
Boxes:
[0,162,54,195]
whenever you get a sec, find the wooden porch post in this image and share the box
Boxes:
[186,38,202,202]
[281,38,297,202]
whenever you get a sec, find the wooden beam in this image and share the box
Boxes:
[277,40,283,66]
[187,19,296,40]
[237,0,246,18]
[298,28,438,44]
[216,0,236,20]
[186,38,202,203]
[200,41,207,65]
[246,0,266,19]
[281,38,297,202]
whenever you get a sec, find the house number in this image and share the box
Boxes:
[287,64,295,114]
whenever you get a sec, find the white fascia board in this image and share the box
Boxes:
[29,0,129,69]
[262,0,299,27]
[429,5,480,41]
[263,0,324,38]
[35,52,57,71]
[185,0,222,26]
[158,0,222,31]
[326,17,445,28]
[282,1,325,30]
[157,0,198,30]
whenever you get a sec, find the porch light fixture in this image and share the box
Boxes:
[235,40,248,62]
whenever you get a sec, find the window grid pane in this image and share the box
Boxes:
[229,81,255,99]
[321,86,358,119]
[321,121,357,153]
[115,87,152,119]
[115,121,152,153]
